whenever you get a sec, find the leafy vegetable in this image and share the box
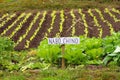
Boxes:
[103,46,120,66]
[37,39,61,64]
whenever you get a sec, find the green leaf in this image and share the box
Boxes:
[103,56,112,65]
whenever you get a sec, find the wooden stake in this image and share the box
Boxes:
[61,44,65,69]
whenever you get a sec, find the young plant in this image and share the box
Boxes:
[59,10,65,33]
[56,10,65,37]
[70,9,76,36]
[78,9,88,37]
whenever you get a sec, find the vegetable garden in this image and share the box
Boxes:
[0,8,120,50]
[1,7,120,80]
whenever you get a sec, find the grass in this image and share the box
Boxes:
[0,65,120,80]
[0,0,120,13]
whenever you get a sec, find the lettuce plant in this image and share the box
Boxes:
[103,46,120,66]
[64,44,87,65]
[37,39,61,64]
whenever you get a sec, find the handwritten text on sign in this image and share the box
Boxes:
[48,37,80,44]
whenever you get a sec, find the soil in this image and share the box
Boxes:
[0,13,20,34]
[15,13,44,50]
[48,11,61,37]
[110,11,120,19]
[4,14,25,36]
[60,10,72,37]
[28,11,52,49]
[0,14,9,24]
[103,10,120,32]
[92,10,111,37]
[0,8,120,50]
[12,13,36,42]
[83,9,99,38]
[74,10,85,36]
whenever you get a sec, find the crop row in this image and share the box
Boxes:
[0,8,120,50]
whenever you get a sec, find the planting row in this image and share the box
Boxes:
[0,8,120,50]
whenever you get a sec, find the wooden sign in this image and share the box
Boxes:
[48,37,80,69]
[48,37,80,44]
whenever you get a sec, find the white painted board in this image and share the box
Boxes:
[48,37,80,44]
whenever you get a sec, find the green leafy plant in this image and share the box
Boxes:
[36,32,120,66]
[37,39,61,64]
[0,37,14,52]
[64,44,87,65]
[102,32,120,55]
[86,48,103,60]
[84,37,102,50]
[0,37,16,70]
[102,32,120,66]
[103,46,120,66]
[83,37,103,65]
[20,58,51,71]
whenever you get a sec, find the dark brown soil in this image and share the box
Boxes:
[92,10,111,38]
[4,14,25,36]
[12,13,36,42]
[28,11,52,49]
[0,8,120,50]
[0,13,20,34]
[15,12,44,50]
[83,9,99,38]
[104,10,120,32]
[110,10,120,19]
